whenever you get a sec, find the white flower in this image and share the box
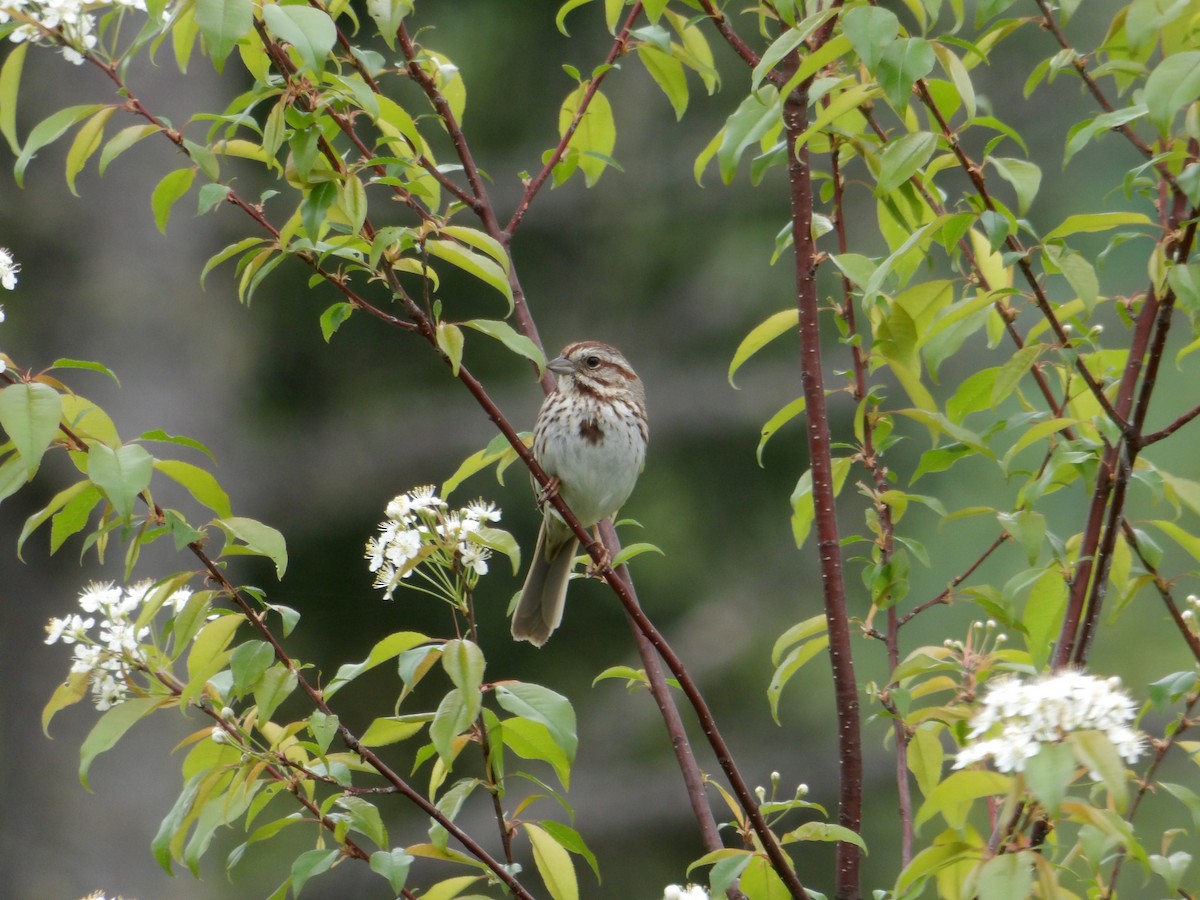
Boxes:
[91,671,127,710]
[955,670,1144,774]
[662,886,709,900]
[166,587,193,612]
[211,726,228,744]
[78,581,121,614]
[0,303,6,322]
[0,248,17,290]
[48,613,95,644]
[464,499,501,524]
[70,644,103,674]
[459,541,490,576]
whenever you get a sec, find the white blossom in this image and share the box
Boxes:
[955,670,1144,774]
[367,487,502,600]
[0,248,17,290]
[662,885,710,900]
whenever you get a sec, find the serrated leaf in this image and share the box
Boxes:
[87,443,154,520]
[325,630,431,697]
[291,848,339,896]
[717,86,780,184]
[783,821,867,853]
[0,382,62,478]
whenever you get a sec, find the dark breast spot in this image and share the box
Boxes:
[579,418,604,444]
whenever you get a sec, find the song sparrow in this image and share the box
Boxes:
[511,341,648,646]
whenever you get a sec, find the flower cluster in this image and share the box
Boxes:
[45,580,192,710]
[955,670,1144,774]
[0,0,155,64]
[662,885,709,900]
[365,486,502,602]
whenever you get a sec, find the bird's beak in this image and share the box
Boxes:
[546,355,573,376]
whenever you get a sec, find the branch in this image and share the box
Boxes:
[782,54,862,900]
[506,3,645,236]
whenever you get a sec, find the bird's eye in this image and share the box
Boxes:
[585,356,601,369]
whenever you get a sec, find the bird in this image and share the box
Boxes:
[511,341,648,646]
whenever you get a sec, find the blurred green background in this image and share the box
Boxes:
[4,0,1198,897]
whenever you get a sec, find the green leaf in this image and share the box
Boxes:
[914,769,1011,829]
[442,638,485,697]
[1043,211,1153,240]
[0,455,27,508]
[325,631,431,697]
[1023,741,1075,815]
[99,124,161,176]
[155,459,232,518]
[729,309,797,386]
[717,86,780,184]
[430,688,473,764]
[338,795,388,847]
[1069,730,1130,811]
[1023,567,1067,669]
[14,103,105,187]
[365,0,412,50]
[369,848,413,893]
[878,38,935,111]
[757,396,806,466]
[436,321,464,376]
[253,664,297,723]
[783,822,867,853]
[500,716,572,788]
[557,85,616,187]
[638,46,688,119]
[495,682,577,763]
[462,319,545,375]
[87,443,154,520]
[990,344,1044,407]
[988,157,1042,214]
[907,725,944,799]
[768,634,830,724]
[320,302,354,342]
[17,479,93,559]
[425,240,514,312]
[0,41,27,155]
[217,516,288,578]
[0,382,62,478]
[1146,50,1200,133]
[975,851,1035,900]
[49,358,120,384]
[194,0,254,71]
[875,131,937,196]
[151,167,196,234]
[841,5,899,73]
[361,715,428,747]
[50,483,103,553]
[80,697,162,789]
[229,640,275,695]
[42,671,90,736]
[65,107,115,196]
[525,823,579,900]
[291,848,339,897]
